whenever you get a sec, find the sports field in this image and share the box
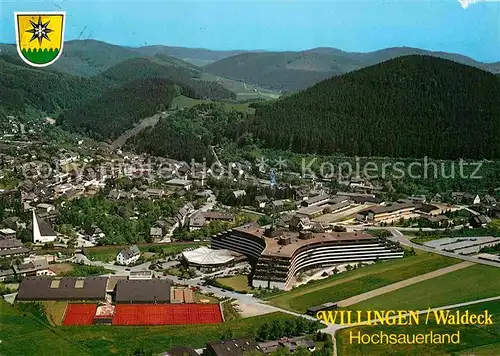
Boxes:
[266,251,460,313]
[336,301,500,356]
[63,304,97,326]
[0,300,300,356]
[349,264,500,311]
[112,304,222,325]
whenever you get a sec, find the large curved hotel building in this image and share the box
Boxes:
[211,224,404,289]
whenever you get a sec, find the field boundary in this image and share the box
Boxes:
[338,261,473,307]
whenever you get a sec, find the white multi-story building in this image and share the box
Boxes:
[116,245,141,266]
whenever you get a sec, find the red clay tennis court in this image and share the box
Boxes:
[63,304,97,326]
[112,304,223,326]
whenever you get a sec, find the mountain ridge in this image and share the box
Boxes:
[247,55,500,159]
[205,47,500,91]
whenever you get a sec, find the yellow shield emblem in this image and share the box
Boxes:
[15,12,66,67]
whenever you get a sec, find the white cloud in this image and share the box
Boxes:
[458,0,499,9]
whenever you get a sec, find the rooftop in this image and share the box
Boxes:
[183,246,235,265]
[207,338,263,356]
[17,277,107,301]
[231,225,377,258]
[115,279,171,303]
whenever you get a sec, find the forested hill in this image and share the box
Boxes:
[101,58,235,100]
[58,78,181,140]
[205,47,500,92]
[248,55,500,159]
[0,55,112,116]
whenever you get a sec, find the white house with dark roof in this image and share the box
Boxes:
[32,210,57,243]
[116,245,141,266]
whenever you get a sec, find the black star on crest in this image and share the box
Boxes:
[26,16,53,46]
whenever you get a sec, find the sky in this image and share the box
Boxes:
[1,0,499,62]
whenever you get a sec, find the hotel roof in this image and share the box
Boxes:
[231,225,377,258]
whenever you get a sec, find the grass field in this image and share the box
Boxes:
[0,300,301,356]
[266,251,460,313]
[49,263,75,275]
[489,218,500,229]
[200,73,281,101]
[42,301,68,326]
[349,264,500,311]
[85,243,203,263]
[59,264,113,277]
[215,275,250,292]
[411,235,444,245]
[336,301,500,356]
[170,95,256,113]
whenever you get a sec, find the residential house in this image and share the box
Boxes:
[289,216,312,231]
[255,195,268,208]
[483,194,497,207]
[469,215,492,228]
[452,192,481,205]
[233,190,246,199]
[116,245,141,266]
[0,239,30,258]
[150,227,163,241]
[431,193,442,204]
[146,188,165,199]
[14,258,55,277]
[163,347,198,356]
[188,211,234,231]
[3,216,25,230]
[493,206,500,219]
[463,193,481,205]
[204,338,263,356]
[83,224,105,244]
[259,337,316,354]
[36,203,55,213]
[0,228,17,239]
[154,218,179,240]
[165,179,192,191]
[176,203,195,226]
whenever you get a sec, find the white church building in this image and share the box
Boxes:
[32,210,57,243]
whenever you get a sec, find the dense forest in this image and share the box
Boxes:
[101,58,236,100]
[57,78,181,140]
[127,103,249,163]
[245,55,500,159]
[0,55,112,115]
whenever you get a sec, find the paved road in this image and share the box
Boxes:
[389,229,500,268]
[336,261,473,307]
